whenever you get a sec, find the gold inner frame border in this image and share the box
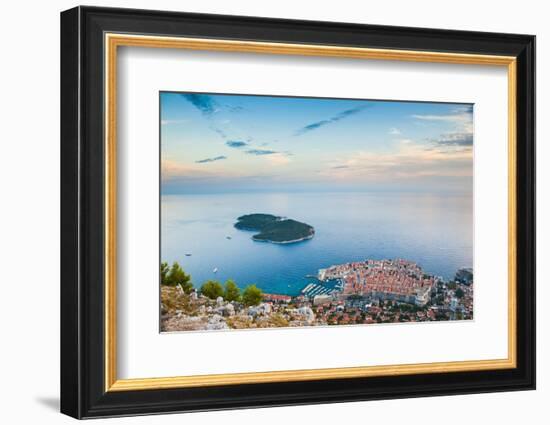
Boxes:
[104,33,517,392]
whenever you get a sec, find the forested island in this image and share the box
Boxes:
[234,213,315,243]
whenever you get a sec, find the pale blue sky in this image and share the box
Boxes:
[160,92,473,194]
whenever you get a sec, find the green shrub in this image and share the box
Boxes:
[160,262,169,284]
[162,261,192,293]
[224,279,241,302]
[201,280,224,299]
[242,284,263,306]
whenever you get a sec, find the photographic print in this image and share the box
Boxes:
[160,92,474,332]
[61,9,535,416]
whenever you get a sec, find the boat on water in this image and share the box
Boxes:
[185,253,192,256]
[213,267,218,273]
[226,236,232,240]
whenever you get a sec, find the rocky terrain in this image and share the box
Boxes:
[160,286,316,332]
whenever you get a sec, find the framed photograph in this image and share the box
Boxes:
[60,6,535,419]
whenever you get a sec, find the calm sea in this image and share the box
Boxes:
[161,192,473,296]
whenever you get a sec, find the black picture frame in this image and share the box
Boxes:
[61,5,535,419]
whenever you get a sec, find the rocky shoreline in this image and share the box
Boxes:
[252,231,315,244]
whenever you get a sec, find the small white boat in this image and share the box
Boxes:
[213,267,218,273]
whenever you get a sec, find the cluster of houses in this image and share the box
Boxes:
[315,259,436,306]
[291,259,474,325]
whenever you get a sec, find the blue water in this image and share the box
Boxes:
[161,192,473,296]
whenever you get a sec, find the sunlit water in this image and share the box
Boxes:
[161,192,473,296]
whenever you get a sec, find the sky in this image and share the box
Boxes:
[160,92,473,194]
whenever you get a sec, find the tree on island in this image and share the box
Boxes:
[242,284,263,306]
[162,261,193,293]
[455,288,465,299]
[223,279,241,302]
[160,262,169,283]
[201,280,224,299]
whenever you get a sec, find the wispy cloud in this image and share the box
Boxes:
[181,94,219,116]
[180,94,234,142]
[295,104,371,136]
[161,119,188,126]
[181,94,245,117]
[326,140,472,181]
[179,95,251,145]
[266,152,292,166]
[162,160,220,181]
[454,105,474,113]
[412,108,473,129]
[161,160,255,191]
[209,127,227,139]
[412,114,462,122]
[389,127,401,135]
[245,149,278,156]
[435,132,473,146]
[226,140,248,148]
[162,160,199,181]
[226,105,244,113]
[413,107,474,141]
[398,138,414,145]
[195,155,227,164]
